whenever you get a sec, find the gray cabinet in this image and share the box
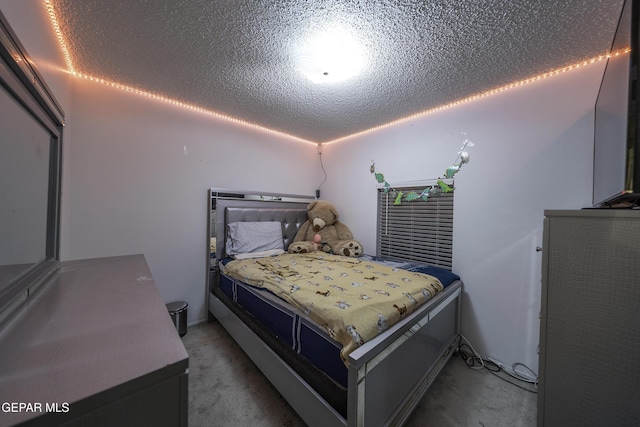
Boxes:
[538,210,640,427]
[0,255,188,427]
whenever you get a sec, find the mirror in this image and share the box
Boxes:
[0,83,52,288]
[0,11,64,323]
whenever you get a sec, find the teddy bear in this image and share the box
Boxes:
[288,200,363,257]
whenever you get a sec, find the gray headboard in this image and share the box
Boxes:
[225,207,308,256]
[213,198,310,259]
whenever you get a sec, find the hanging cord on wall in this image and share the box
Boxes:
[456,334,538,393]
[316,144,327,199]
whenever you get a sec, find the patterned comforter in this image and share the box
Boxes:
[221,253,443,363]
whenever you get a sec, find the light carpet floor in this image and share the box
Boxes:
[183,321,537,426]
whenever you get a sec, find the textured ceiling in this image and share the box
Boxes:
[52,0,625,143]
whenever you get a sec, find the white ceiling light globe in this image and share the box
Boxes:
[295,29,365,84]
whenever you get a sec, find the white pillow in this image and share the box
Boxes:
[233,248,285,260]
[226,221,284,257]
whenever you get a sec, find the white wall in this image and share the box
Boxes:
[65,78,317,324]
[321,62,605,373]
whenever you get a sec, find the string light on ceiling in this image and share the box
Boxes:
[43,0,628,146]
[322,48,630,145]
[43,0,75,73]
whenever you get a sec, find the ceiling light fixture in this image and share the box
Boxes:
[294,28,365,84]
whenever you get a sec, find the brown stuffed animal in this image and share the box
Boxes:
[288,200,363,257]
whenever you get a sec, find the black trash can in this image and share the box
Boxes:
[166,301,188,337]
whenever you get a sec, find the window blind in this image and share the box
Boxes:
[376,188,454,270]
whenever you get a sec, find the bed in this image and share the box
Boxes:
[206,189,463,427]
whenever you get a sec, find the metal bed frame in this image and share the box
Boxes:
[206,189,462,427]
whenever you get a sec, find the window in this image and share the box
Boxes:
[377,187,454,270]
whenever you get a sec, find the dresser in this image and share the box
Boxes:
[538,210,640,427]
[0,255,188,427]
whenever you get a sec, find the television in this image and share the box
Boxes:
[0,11,64,324]
[593,0,640,207]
